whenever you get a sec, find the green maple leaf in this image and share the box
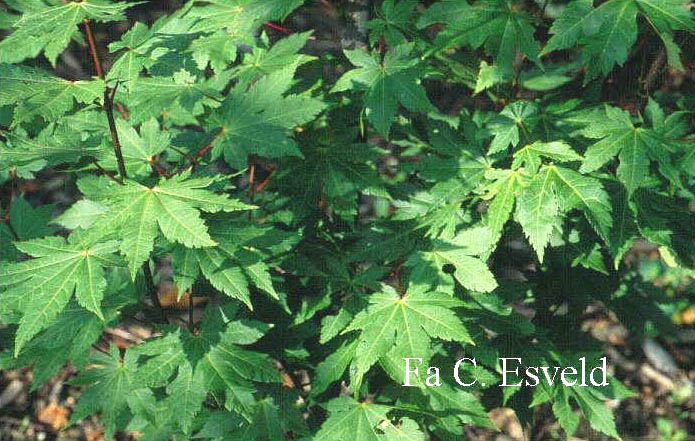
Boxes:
[77,173,255,279]
[383,418,426,441]
[209,66,326,168]
[511,141,584,174]
[410,226,499,292]
[332,43,434,137]
[0,64,104,127]
[487,101,540,155]
[280,131,389,220]
[515,165,612,262]
[483,169,524,239]
[366,0,417,47]
[106,22,161,92]
[184,0,304,73]
[171,222,280,309]
[0,0,141,66]
[69,344,140,439]
[343,283,473,379]
[0,125,103,173]
[0,233,121,355]
[578,105,674,195]
[128,69,223,124]
[146,307,279,432]
[231,31,315,86]
[314,397,391,441]
[0,196,57,265]
[544,0,695,81]
[417,0,542,75]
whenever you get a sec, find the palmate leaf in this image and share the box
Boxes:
[0,233,121,355]
[332,43,434,137]
[487,101,540,155]
[418,0,542,75]
[128,69,223,125]
[409,226,498,292]
[577,105,675,195]
[0,125,103,173]
[184,0,304,73]
[69,345,139,439]
[77,173,255,279]
[342,284,473,381]
[367,0,418,47]
[314,397,391,441]
[515,165,612,262]
[148,308,278,432]
[170,230,279,309]
[544,0,695,80]
[231,31,315,87]
[0,64,104,126]
[209,66,327,168]
[0,0,140,66]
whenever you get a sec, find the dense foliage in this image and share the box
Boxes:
[1,0,694,439]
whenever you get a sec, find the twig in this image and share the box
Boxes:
[248,162,256,199]
[264,21,292,34]
[252,166,276,195]
[92,160,123,185]
[143,261,165,323]
[82,18,128,182]
[150,156,172,178]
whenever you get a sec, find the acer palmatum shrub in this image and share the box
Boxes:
[1,0,694,440]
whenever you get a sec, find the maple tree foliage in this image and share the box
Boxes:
[0,1,694,440]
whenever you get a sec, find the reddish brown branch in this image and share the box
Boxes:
[82,19,127,182]
[82,18,104,79]
[252,167,276,195]
[264,21,292,34]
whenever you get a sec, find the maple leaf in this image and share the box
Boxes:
[0,64,104,127]
[98,118,170,177]
[409,226,499,293]
[231,31,315,87]
[0,0,141,66]
[69,344,139,439]
[77,173,255,279]
[0,232,121,355]
[418,0,542,75]
[332,43,435,137]
[577,105,674,195]
[343,283,473,380]
[171,221,281,309]
[515,165,612,262]
[367,0,417,47]
[208,66,326,168]
[544,0,695,81]
[487,101,540,155]
[127,69,223,125]
[314,397,391,441]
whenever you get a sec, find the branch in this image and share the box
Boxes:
[82,18,128,182]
